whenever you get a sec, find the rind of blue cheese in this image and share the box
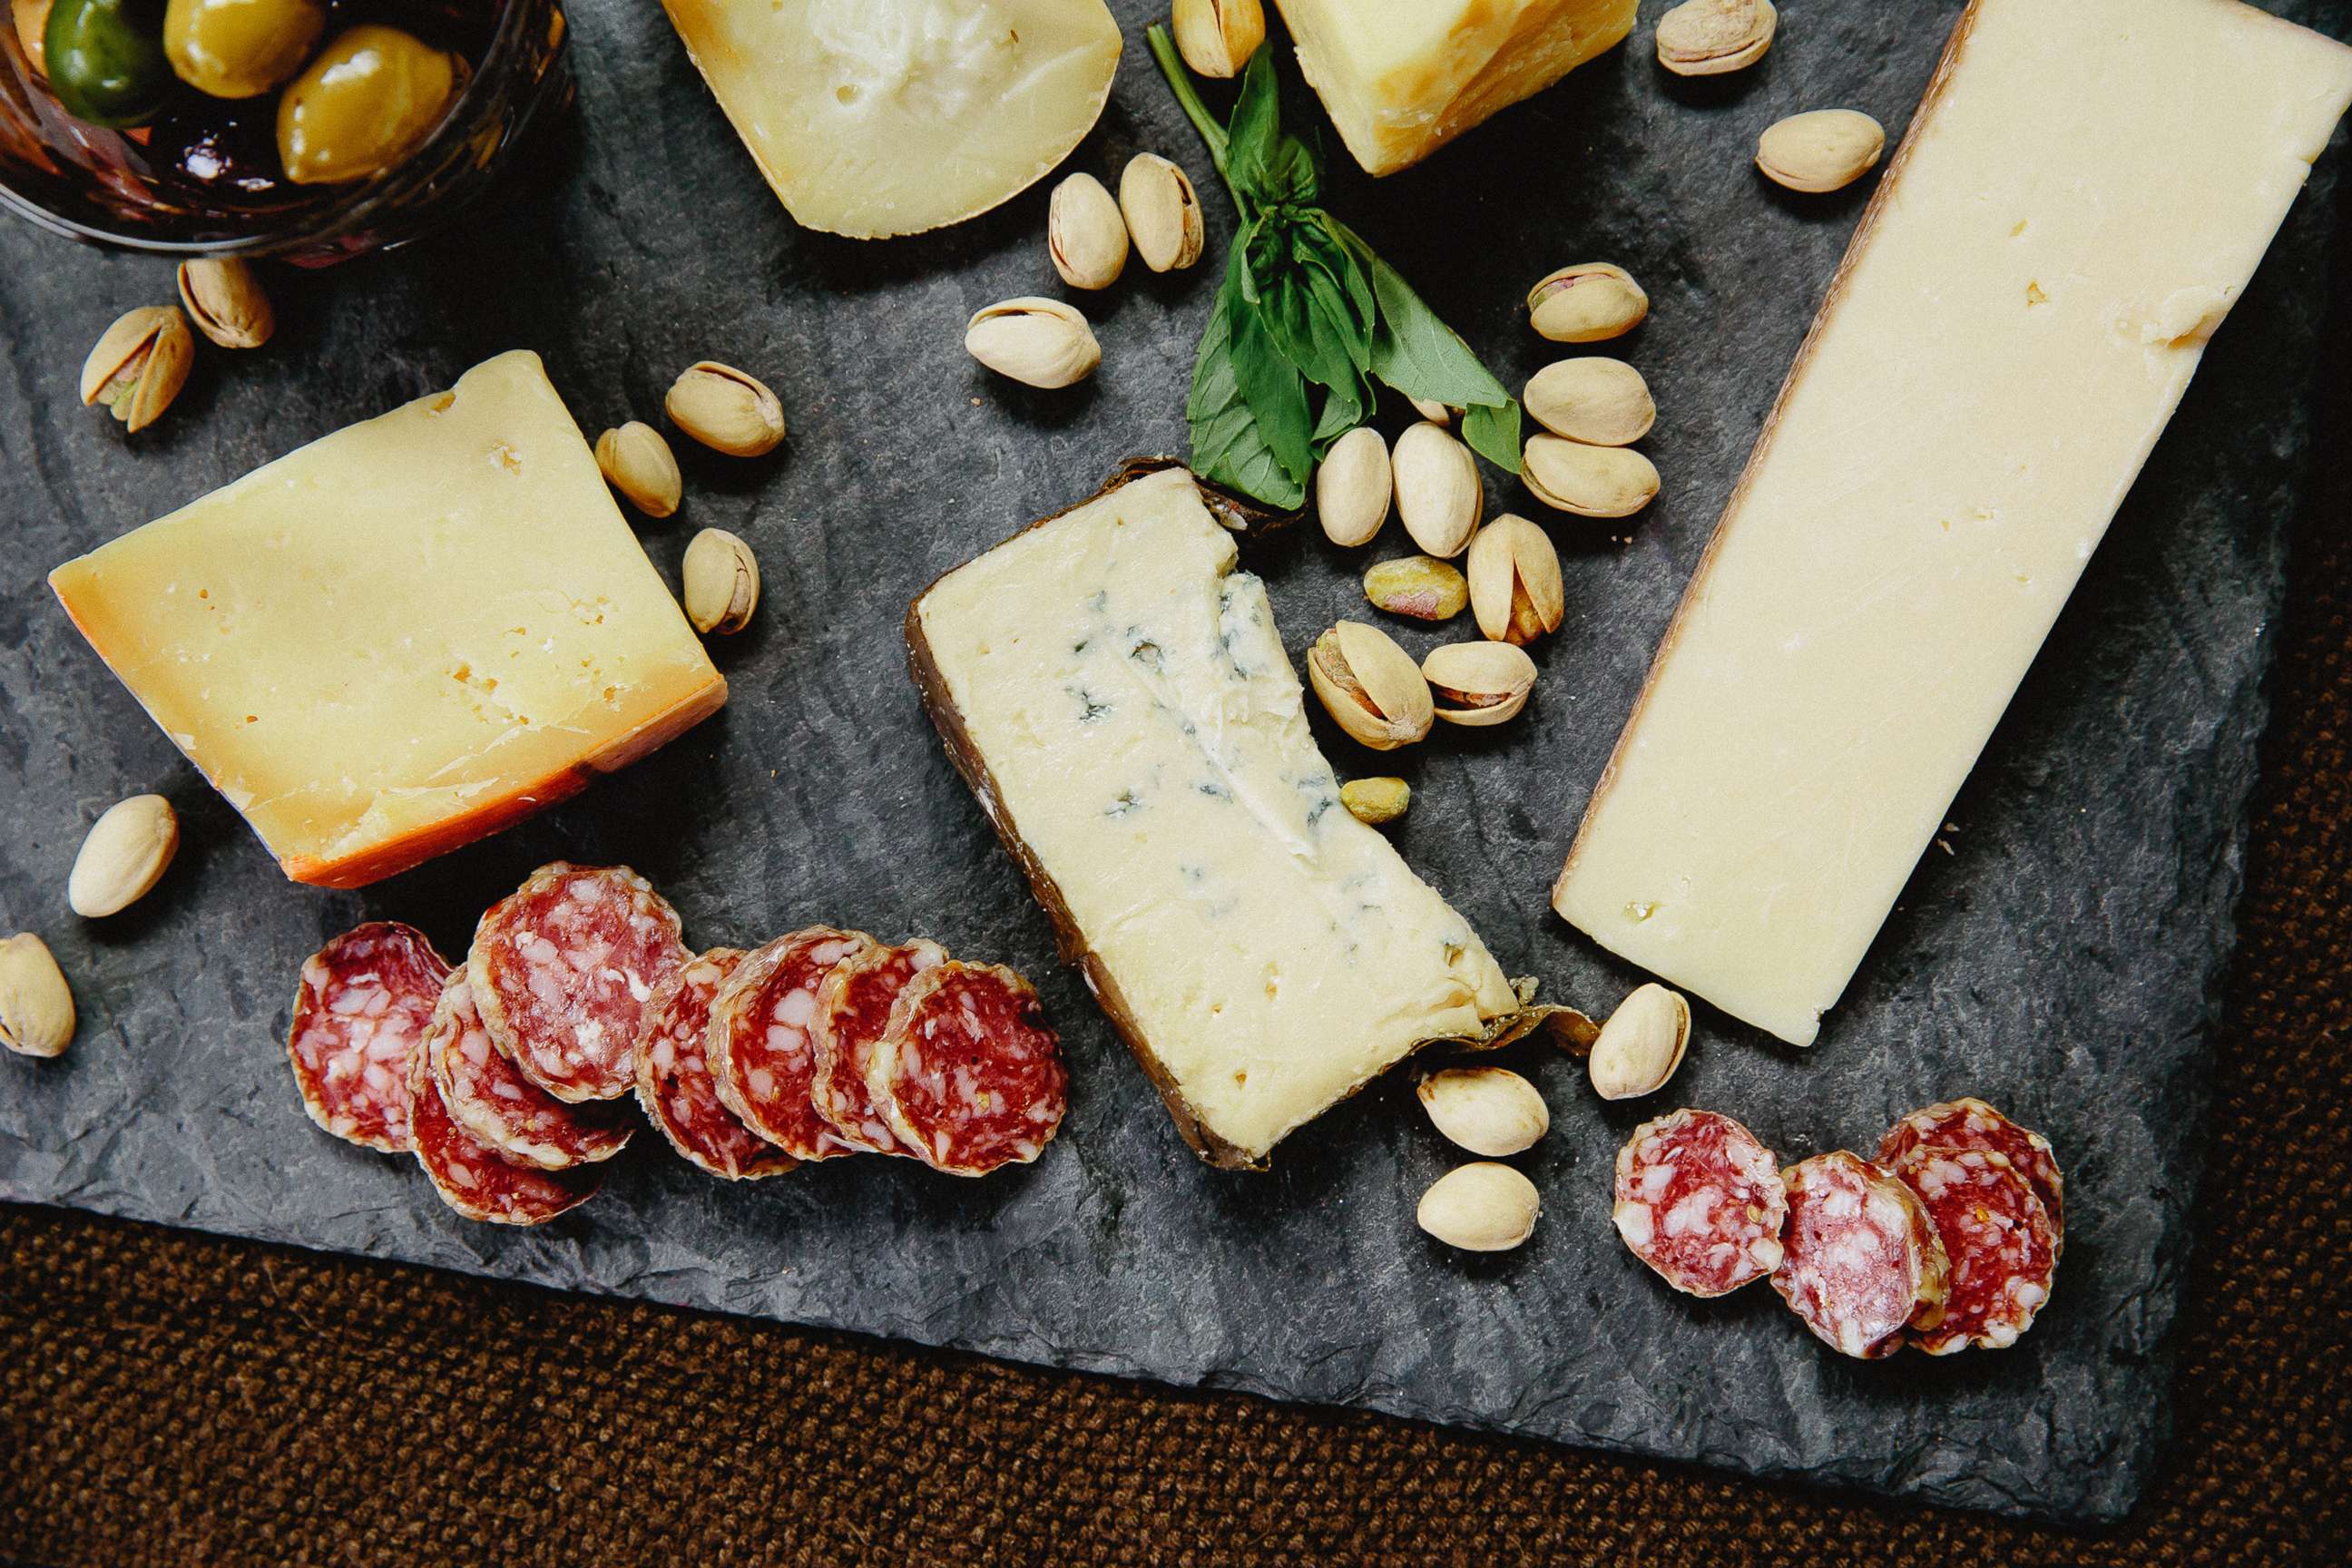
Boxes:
[910,468,1521,1166]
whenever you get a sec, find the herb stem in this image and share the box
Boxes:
[1146,24,1231,181]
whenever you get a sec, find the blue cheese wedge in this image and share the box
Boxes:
[907,466,1526,1167]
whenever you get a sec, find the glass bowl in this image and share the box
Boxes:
[0,0,571,262]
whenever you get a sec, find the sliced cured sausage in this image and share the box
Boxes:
[1771,1151,1950,1359]
[867,961,1066,1177]
[467,863,688,1103]
[1877,1098,2064,1255]
[287,922,450,1153]
[1890,1146,2059,1354]
[407,1027,603,1226]
[708,927,875,1161]
[426,974,632,1171]
[1612,1109,1788,1298]
[811,939,946,1155]
[635,947,798,1181]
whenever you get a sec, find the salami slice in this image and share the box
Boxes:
[867,961,1067,1177]
[426,974,632,1170]
[635,948,798,1181]
[708,927,875,1161]
[1771,1151,1951,1359]
[1890,1146,2059,1354]
[287,922,450,1153]
[407,1027,603,1225]
[1877,1098,2064,1256]
[467,863,688,1103]
[810,939,947,1155]
[1612,1109,1788,1298]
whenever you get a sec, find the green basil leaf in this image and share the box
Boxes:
[1336,222,1524,472]
[1458,400,1524,475]
[1187,280,1307,509]
[1224,49,1285,209]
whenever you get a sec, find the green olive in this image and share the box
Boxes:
[44,0,173,128]
[276,24,461,185]
[14,0,54,80]
[162,0,320,100]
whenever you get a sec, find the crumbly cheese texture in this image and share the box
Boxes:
[916,469,1519,1162]
[1553,0,2352,1045]
[662,0,1121,238]
[49,351,725,888]
[1272,0,1635,176]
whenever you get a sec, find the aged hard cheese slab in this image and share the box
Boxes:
[49,351,726,889]
[1272,0,1635,176]
[1553,0,2352,1046]
[909,467,1524,1167]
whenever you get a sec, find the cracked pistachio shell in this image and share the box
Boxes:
[1171,0,1264,79]
[1656,0,1776,76]
[176,258,273,349]
[1363,555,1467,622]
[1524,435,1660,518]
[68,794,180,918]
[80,306,194,434]
[1308,621,1433,750]
[965,298,1102,389]
[1047,172,1128,290]
[1527,262,1648,343]
[682,527,760,634]
[1417,1162,1541,1252]
[1418,1067,1550,1157]
[1120,152,1204,272]
[0,934,74,1059]
[1588,984,1691,1101]
[1466,515,1563,646]
[667,361,788,456]
[1757,109,1886,193]
[1316,425,1391,546]
[1339,776,1410,826]
[1392,421,1483,558]
[1421,641,1537,727]
[596,421,683,519]
[1524,358,1653,446]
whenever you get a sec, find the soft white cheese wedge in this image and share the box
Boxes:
[910,468,1524,1166]
[662,0,1122,239]
[1553,0,2352,1045]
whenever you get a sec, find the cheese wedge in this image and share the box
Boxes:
[908,466,1527,1167]
[1272,0,1636,176]
[1553,0,2352,1045]
[49,351,726,889]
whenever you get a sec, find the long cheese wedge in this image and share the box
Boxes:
[1553,0,2352,1046]
[909,466,1528,1168]
[50,351,727,888]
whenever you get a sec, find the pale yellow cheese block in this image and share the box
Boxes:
[662,0,1122,239]
[910,468,1524,1166]
[49,351,726,889]
[1553,0,2352,1046]
[1272,0,1636,176]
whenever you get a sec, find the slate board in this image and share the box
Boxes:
[2,0,2345,1525]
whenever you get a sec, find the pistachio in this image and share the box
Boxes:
[15,0,50,78]
[1308,621,1433,750]
[1524,358,1654,446]
[1757,109,1886,194]
[595,421,682,519]
[1047,172,1129,291]
[175,258,273,350]
[965,298,1102,389]
[1527,262,1648,344]
[1316,425,1391,547]
[1421,641,1537,727]
[1119,153,1204,272]
[1391,420,1483,558]
[79,306,194,435]
[1171,0,1264,79]
[1417,1067,1550,1157]
[1656,0,1777,76]
[1363,555,1468,622]
[68,794,180,918]
[1524,435,1661,518]
[1339,776,1410,827]
[1416,1162,1541,1252]
[1406,395,1454,426]
[1465,515,1563,646]
[0,934,74,1059]
[1587,984,1691,1101]
[681,527,760,634]
[666,361,787,456]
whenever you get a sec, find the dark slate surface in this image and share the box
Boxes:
[2,0,2345,1525]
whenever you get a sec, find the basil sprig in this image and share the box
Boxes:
[1148,26,1523,511]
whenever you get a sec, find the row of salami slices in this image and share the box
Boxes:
[1612,1100,2063,1358]
[284,862,1069,1226]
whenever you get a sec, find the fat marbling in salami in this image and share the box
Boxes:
[1771,1151,1951,1359]
[1878,1098,2064,1255]
[287,922,450,1153]
[426,973,632,1171]
[1612,1109,1788,1298]
[867,961,1067,1177]
[708,927,874,1161]
[810,939,946,1155]
[407,1027,603,1225]
[635,947,798,1181]
[1889,1145,2059,1354]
